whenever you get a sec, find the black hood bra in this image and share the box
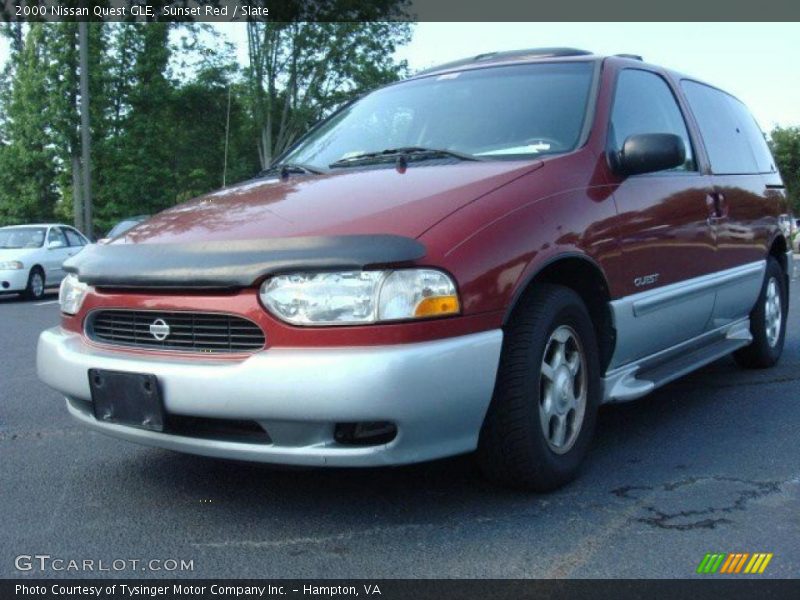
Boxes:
[64,235,427,290]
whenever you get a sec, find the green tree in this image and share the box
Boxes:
[770,126,800,213]
[0,23,23,135]
[46,22,109,228]
[246,21,413,168]
[93,23,176,232]
[0,24,59,225]
[0,17,415,232]
[170,66,260,201]
[92,23,262,233]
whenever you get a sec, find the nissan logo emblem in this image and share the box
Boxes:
[149,318,171,341]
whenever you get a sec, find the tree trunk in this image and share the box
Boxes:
[71,154,83,231]
[79,21,93,239]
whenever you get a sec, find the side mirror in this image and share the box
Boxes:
[48,240,65,249]
[612,133,686,177]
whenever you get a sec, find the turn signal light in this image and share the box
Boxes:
[414,295,460,318]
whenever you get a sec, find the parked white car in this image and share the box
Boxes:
[0,224,90,300]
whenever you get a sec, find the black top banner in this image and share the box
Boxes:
[1,0,800,22]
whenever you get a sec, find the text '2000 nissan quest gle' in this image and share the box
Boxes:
[38,49,792,490]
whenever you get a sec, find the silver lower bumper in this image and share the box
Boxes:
[0,269,29,292]
[37,327,503,466]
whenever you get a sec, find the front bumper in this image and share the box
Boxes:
[0,269,28,292]
[37,327,502,466]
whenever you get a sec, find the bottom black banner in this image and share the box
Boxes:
[3,579,800,600]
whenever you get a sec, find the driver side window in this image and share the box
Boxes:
[611,70,696,172]
[48,227,67,247]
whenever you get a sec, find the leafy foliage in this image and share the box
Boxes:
[770,126,800,213]
[246,21,412,168]
[0,24,59,225]
[0,17,412,234]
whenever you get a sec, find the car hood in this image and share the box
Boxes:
[121,161,542,245]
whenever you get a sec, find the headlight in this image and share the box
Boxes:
[59,274,89,315]
[259,269,460,326]
[0,260,23,270]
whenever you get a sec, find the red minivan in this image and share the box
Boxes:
[38,49,793,490]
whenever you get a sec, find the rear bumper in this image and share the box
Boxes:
[37,327,503,466]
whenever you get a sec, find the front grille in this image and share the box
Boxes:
[87,310,266,353]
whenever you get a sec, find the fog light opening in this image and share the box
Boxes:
[334,421,397,446]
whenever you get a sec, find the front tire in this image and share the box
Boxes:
[477,284,601,491]
[734,257,787,369]
[24,267,45,301]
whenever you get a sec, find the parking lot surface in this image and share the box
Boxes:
[2,268,799,579]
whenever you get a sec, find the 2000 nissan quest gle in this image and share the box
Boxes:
[38,49,793,490]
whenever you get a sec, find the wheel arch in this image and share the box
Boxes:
[504,253,616,372]
[768,234,791,303]
[768,234,788,273]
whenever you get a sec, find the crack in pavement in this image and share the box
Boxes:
[201,473,797,572]
[540,474,796,577]
[612,476,783,531]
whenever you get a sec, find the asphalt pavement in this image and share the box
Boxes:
[1,267,799,579]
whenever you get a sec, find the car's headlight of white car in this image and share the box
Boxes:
[59,274,89,315]
[259,269,460,326]
[0,260,23,270]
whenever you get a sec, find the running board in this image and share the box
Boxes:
[602,319,752,403]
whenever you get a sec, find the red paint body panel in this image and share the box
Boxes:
[67,56,789,350]
[122,162,542,244]
[420,149,621,310]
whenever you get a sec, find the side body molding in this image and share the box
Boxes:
[602,260,767,403]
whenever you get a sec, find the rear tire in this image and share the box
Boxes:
[24,267,45,301]
[734,257,787,369]
[477,284,601,491]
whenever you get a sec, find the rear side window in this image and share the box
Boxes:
[64,228,86,247]
[681,80,775,174]
[610,69,695,171]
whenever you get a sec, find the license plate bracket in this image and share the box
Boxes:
[89,369,165,432]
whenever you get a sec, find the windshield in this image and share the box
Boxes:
[0,227,46,249]
[283,62,595,170]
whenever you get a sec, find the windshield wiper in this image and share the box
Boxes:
[258,162,325,179]
[329,147,481,168]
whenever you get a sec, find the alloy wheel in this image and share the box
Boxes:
[765,276,782,348]
[539,325,588,454]
[31,272,44,298]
